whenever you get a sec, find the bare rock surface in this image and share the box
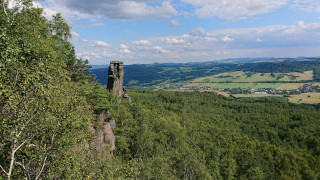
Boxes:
[107,61,131,101]
[92,111,116,156]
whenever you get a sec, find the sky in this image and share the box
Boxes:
[33,0,320,65]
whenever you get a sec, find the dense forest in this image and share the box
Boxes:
[91,59,320,87]
[1,0,320,179]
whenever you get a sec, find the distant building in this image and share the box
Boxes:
[254,92,267,95]
[303,84,313,92]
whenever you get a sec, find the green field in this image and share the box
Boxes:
[288,93,320,104]
[232,93,320,104]
[193,70,314,83]
[211,83,282,89]
[182,82,319,90]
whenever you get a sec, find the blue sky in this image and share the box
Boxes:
[34,0,320,65]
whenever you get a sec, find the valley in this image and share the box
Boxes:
[91,58,320,104]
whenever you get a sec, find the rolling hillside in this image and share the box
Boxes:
[91,58,320,87]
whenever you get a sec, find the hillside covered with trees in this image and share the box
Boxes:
[91,59,320,87]
[1,0,320,179]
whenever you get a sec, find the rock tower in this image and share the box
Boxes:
[107,61,124,96]
[107,61,131,101]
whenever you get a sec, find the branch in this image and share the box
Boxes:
[15,160,29,180]
[0,165,9,176]
[13,139,27,153]
[8,137,17,179]
[2,0,8,16]
[35,156,47,180]
[2,0,9,23]
[14,161,25,170]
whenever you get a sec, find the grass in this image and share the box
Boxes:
[276,83,305,90]
[288,93,320,104]
[237,96,288,103]
[232,93,320,104]
[184,83,216,88]
[233,94,283,98]
[276,82,320,90]
[212,83,282,89]
[192,70,314,83]
[279,71,313,81]
[212,90,231,97]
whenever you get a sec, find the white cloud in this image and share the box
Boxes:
[33,1,58,19]
[38,0,177,20]
[297,20,307,28]
[181,0,288,19]
[153,46,169,53]
[205,37,216,42]
[222,36,234,42]
[132,40,152,45]
[34,0,320,23]
[119,44,132,54]
[120,44,128,49]
[94,40,110,47]
[290,0,320,12]
[120,49,132,54]
[170,19,180,26]
[163,37,186,44]
[72,22,320,64]
[71,31,80,38]
[190,27,208,36]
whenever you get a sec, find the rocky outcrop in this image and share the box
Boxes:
[123,88,132,102]
[107,61,131,101]
[90,111,116,156]
[107,61,124,96]
[89,61,130,156]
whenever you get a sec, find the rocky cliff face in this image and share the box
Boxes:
[107,61,131,101]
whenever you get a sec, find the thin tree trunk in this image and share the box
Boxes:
[7,138,17,180]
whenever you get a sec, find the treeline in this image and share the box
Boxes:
[241,61,320,73]
[106,89,320,179]
[91,59,320,87]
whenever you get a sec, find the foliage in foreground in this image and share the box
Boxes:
[0,0,97,179]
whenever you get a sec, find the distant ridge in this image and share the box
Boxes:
[91,65,109,70]
[90,57,320,67]
[90,57,320,87]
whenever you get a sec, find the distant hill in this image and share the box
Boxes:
[90,58,320,87]
[91,65,109,69]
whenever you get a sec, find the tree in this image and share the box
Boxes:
[0,1,93,179]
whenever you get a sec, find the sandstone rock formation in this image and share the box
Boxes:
[90,111,116,156]
[107,61,124,96]
[91,61,131,156]
[107,61,131,101]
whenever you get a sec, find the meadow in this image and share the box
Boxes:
[231,93,320,104]
[288,92,320,104]
[192,70,314,83]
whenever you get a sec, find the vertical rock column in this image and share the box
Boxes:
[107,61,131,101]
[107,61,124,96]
